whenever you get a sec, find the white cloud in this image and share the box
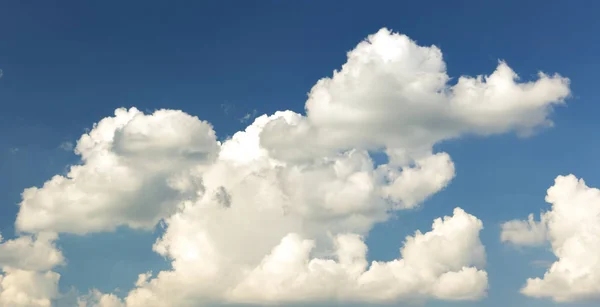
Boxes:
[231,208,486,304]
[16,107,219,235]
[106,208,486,306]
[77,289,125,307]
[9,28,571,306]
[0,233,63,306]
[380,152,455,209]
[259,28,570,164]
[501,213,548,246]
[0,232,64,271]
[502,175,600,302]
[0,268,60,307]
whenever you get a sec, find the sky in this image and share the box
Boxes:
[1,1,600,307]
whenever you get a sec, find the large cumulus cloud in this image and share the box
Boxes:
[109,208,486,306]
[259,28,570,163]
[5,28,571,306]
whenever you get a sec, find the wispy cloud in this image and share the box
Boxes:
[59,141,74,152]
[220,102,234,115]
[239,109,257,123]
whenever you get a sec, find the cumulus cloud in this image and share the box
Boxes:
[380,152,455,209]
[501,213,548,246]
[89,208,486,306]
[0,233,63,306]
[0,232,64,271]
[259,28,570,163]
[230,208,486,304]
[16,108,219,235]
[502,175,600,302]
[9,28,571,306]
[0,268,60,307]
[77,289,125,307]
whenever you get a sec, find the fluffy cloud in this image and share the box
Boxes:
[0,233,63,306]
[64,110,483,307]
[501,175,600,302]
[95,208,486,306]
[78,290,125,307]
[259,28,570,163]
[15,28,569,237]
[0,268,60,307]
[16,108,219,235]
[230,208,487,304]
[380,152,455,209]
[0,233,63,271]
[8,27,571,306]
[501,213,548,246]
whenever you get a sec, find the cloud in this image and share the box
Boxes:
[16,107,219,235]
[59,141,74,152]
[240,110,258,123]
[86,208,487,306]
[380,152,455,209]
[78,289,125,307]
[7,28,571,306]
[501,213,548,246]
[0,268,60,307]
[502,175,600,302]
[220,102,234,115]
[0,233,64,271]
[0,233,63,307]
[259,28,570,163]
[229,208,487,304]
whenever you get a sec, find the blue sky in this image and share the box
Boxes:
[1,1,600,307]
